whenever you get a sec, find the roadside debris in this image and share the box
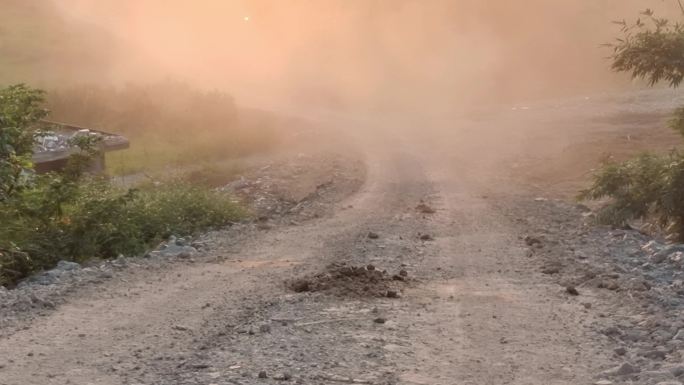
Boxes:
[416,202,436,214]
[287,263,410,298]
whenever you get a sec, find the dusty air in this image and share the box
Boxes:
[1,1,683,384]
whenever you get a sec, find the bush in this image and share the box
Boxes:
[579,153,684,237]
[0,178,245,286]
[582,9,684,239]
[0,84,247,287]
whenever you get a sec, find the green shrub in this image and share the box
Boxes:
[579,153,684,237]
[0,178,245,286]
[582,9,684,239]
[0,84,247,287]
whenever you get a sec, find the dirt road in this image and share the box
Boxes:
[1,90,680,384]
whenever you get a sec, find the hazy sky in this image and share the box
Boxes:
[52,0,678,110]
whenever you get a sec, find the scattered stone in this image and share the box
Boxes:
[290,279,311,293]
[273,373,291,381]
[652,245,684,264]
[672,330,684,341]
[367,232,379,239]
[386,290,399,298]
[602,326,622,337]
[399,269,408,277]
[639,349,668,360]
[258,371,268,379]
[258,324,271,333]
[598,279,620,291]
[373,317,386,324]
[583,303,592,309]
[594,381,613,385]
[541,266,561,275]
[616,362,639,376]
[566,286,579,296]
[614,347,627,356]
[56,261,80,271]
[524,235,542,246]
[671,366,684,378]
[626,278,651,292]
[419,234,434,241]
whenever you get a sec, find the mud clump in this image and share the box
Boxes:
[288,263,409,298]
[416,203,436,214]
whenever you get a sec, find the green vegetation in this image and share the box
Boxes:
[581,7,684,240]
[47,82,278,175]
[0,85,245,287]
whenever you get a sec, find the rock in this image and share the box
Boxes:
[598,279,620,291]
[366,264,375,271]
[614,347,627,356]
[639,349,668,360]
[600,362,639,378]
[258,324,271,333]
[652,252,669,264]
[155,244,198,259]
[566,286,579,296]
[602,326,622,337]
[373,317,386,324]
[594,381,613,385]
[258,371,268,379]
[524,235,542,246]
[419,234,434,241]
[575,251,588,260]
[99,270,114,279]
[399,269,408,277]
[273,373,291,381]
[671,366,684,378]
[290,279,311,293]
[643,240,662,254]
[56,260,81,271]
[626,279,651,292]
[673,330,684,341]
[541,266,560,275]
[386,290,399,298]
[616,362,639,376]
[652,245,684,264]
[367,232,379,239]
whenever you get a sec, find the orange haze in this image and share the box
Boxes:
[52,0,679,111]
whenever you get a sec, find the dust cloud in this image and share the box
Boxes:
[51,0,677,114]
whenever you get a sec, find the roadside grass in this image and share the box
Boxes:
[0,178,246,287]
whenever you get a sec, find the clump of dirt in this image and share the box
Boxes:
[288,263,410,298]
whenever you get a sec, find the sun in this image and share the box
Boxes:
[243,16,250,22]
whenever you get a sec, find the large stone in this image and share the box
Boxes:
[652,245,684,264]
[56,260,81,271]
